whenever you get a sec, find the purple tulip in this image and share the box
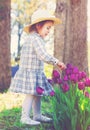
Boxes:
[52,78,59,84]
[66,63,73,69]
[65,68,72,75]
[78,82,85,90]
[48,79,53,85]
[85,78,90,86]
[63,75,68,81]
[72,67,79,74]
[62,83,70,92]
[52,70,60,78]
[57,78,63,84]
[69,74,78,83]
[36,86,44,94]
[78,72,84,81]
[50,90,55,96]
[81,71,87,79]
[84,91,89,98]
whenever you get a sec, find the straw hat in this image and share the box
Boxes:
[24,9,61,33]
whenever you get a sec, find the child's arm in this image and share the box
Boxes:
[33,36,66,69]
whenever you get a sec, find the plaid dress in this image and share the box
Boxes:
[9,32,59,96]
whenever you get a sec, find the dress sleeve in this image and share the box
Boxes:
[33,36,59,65]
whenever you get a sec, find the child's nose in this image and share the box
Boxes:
[47,30,50,33]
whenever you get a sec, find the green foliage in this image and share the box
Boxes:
[50,85,90,130]
[0,108,22,128]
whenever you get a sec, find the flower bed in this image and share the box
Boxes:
[49,63,90,130]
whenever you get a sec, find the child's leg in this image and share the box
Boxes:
[32,96,52,122]
[21,94,34,118]
[32,95,41,118]
[21,94,40,125]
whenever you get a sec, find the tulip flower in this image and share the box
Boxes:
[78,82,85,90]
[62,83,70,92]
[36,86,44,94]
[52,70,60,78]
[85,78,90,86]
[50,90,55,96]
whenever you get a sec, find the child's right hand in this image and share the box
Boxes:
[57,61,66,70]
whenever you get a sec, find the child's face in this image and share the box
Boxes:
[37,21,53,38]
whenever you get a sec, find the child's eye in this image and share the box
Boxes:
[47,27,50,30]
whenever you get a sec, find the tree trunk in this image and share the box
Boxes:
[54,0,88,73]
[0,0,11,92]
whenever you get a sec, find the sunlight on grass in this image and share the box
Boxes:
[0,92,25,112]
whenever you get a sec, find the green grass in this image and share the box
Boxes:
[0,106,53,130]
[0,93,54,130]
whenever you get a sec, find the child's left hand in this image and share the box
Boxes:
[57,61,66,70]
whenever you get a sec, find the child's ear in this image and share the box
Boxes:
[36,23,41,29]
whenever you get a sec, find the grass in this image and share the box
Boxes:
[0,93,54,130]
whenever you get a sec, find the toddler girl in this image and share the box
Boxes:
[9,9,66,125]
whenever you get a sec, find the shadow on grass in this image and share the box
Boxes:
[0,107,55,130]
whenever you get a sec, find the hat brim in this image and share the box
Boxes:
[24,17,61,33]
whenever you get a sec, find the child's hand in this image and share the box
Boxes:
[57,62,66,70]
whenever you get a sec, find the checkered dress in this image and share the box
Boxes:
[9,32,59,96]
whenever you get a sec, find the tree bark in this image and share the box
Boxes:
[54,0,88,73]
[0,0,11,92]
